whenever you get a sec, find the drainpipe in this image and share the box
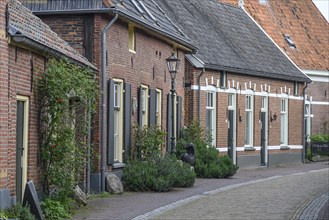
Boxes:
[302,82,309,163]
[197,67,205,122]
[101,12,118,193]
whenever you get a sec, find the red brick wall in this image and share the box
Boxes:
[7,46,45,193]
[0,0,9,188]
[306,81,329,134]
[185,67,304,154]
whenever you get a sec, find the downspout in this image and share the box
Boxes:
[101,12,118,193]
[302,82,309,163]
[197,67,205,122]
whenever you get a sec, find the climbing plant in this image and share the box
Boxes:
[37,58,97,197]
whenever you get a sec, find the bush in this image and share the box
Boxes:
[310,134,329,143]
[41,197,74,220]
[177,121,238,178]
[123,154,195,192]
[2,204,35,220]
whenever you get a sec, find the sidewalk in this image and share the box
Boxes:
[73,161,329,220]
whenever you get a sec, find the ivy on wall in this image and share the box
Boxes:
[37,58,97,196]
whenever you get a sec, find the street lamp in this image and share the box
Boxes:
[166,52,180,154]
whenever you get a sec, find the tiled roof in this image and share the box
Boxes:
[219,0,329,71]
[23,0,195,51]
[158,0,310,82]
[8,0,97,70]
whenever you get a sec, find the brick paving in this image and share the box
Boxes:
[73,162,329,220]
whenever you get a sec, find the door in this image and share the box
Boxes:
[228,110,234,161]
[260,112,266,166]
[16,96,29,202]
[260,95,268,166]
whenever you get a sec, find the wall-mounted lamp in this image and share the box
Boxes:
[270,111,277,122]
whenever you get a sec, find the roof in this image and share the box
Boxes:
[8,0,97,70]
[23,0,196,51]
[158,0,310,82]
[219,0,329,71]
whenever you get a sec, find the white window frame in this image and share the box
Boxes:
[141,85,149,127]
[305,102,311,142]
[245,92,254,147]
[113,79,123,162]
[280,95,289,147]
[156,89,162,127]
[206,90,216,146]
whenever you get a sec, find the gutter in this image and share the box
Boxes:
[302,82,309,163]
[100,12,118,193]
[11,35,97,71]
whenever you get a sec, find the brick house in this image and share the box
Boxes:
[0,0,96,208]
[158,0,311,168]
[24,0,196,193]
[218,0,329,140]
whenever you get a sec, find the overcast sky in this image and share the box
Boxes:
[313,0,329,22]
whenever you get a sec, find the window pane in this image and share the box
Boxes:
[245,111,251,145]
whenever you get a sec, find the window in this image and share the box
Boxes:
[113,80,123,162]
[261,96,267,111]
[141,85,149,127]
[245,94,253,146]
[156,89,162,127]
[280,97,288,146]
[305,103,311,142]
[284,34,296,49]
[220,71,226,88]
[128,24,136,52]
[206,91,216,146]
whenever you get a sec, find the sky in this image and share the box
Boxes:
[313,0,329,22]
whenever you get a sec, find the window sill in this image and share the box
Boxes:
[280,146,290,150]
[244,146,256,151]
[112,163,125,169]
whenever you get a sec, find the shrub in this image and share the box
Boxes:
[177,121,238,178]
[3,204,35,220]
[123,154,195,192]
[310,134,329,143]
[41,197,74,220]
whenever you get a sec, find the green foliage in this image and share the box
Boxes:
[37,58,97,196]
[41,197,74,220]
[310,134,329,143]
[306,146,313,161]
[123,154,195,192]
[2,204,35,220]
[177,121,238,178]
[133,125,166,160]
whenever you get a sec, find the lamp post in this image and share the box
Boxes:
[166,52,180,154]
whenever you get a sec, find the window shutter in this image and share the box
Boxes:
[138,86,143,127]
[149,89,157,126]
[177,96,183,138]
[124,83,131,161]
[167,94,172,152]
[107,79,115,165]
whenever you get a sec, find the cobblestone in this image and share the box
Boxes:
[72,162,329,220]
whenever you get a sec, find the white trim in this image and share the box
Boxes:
[241,7,311,82]
[311,101,329,106]
[217,145,303,152]
[302,69,329,82]
[190,85,304,100]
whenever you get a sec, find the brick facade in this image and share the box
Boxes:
[38,13,187,173]
[185,63,304,167]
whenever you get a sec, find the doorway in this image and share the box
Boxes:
[16,96,29,202]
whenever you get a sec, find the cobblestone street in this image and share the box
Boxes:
[73,162,329,220]
[148,168,328,220]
